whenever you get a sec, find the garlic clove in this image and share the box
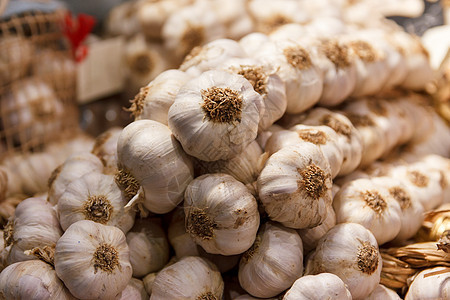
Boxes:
[150,256,224,300]
[168,70,263,161]
[184,173,260,255]
[238,222,304,298]
[143,272,157,296]
[283,273,352,300]
[54,220,132,300]
[305,222,382,300]
[258,143,333,229]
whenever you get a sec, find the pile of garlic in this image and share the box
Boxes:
[1,0,449,299]
[108,0,433,97]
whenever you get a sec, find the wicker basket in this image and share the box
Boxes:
[0,0,79,160]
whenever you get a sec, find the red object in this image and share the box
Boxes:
[62,12,96,62]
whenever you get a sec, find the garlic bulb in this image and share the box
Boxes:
[4,196,62,265]
[256,124,284,151]
[150,256,224,300]
[118,278,149,300]
[168,208,200,259]
[283,273,352,300]
[265,124,343,178]
[238,222,303,298]
[3,78,64,145]
[180,39,247,75]
[256,39,323,114]
[0,260,74,299]
[297,204,336,253]
[104,1,140,37]
[57,172,135,233]
[301,107,363,176]
[168,207,240,273]
[184,174,259,255]
[405,267,450,300]
[47,152,104,205]
[124,34,169,95]
[313,38,357,107]
[137,0,191,40]
[161,0,226,62]
[194,140,264,185]
[258,144,333,229]
[346,37,390,97]
[371,176,424,243]
[143,272,157,295]
[128,69,191,125]
[126,218,170,278]
[305,222,382,300]
[333,178,402,245]
[389,163,444,211]
[247,0,309,33]
[168,70,263,161]
[32,48,76,91]
[0,36,33,84]
[238,32,272,58]
[210,0,254,40]
[91,127,122,174]
[365,284,401,300]
[116,120,194,214]
[55,220,132,300]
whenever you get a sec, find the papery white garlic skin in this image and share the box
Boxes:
[168,208,200,259]
[0,36,33,84]
[365,284,401,300]
[218,57,287,131]
[258,144,333,229]
[47,152,104,205]
[211,0,254,40]
[161,1,226,61]
[283,273,352,300]
[150,256,224,300]
[0,260,74,300]
[118,278,149,300]
[194,140,263,185]
[126,218,170,277]
[5,196,62,265]
[239,32,272,58]
[104,1,140,37]
[57,172,135,233]
[116,120,194,214]
[91,127,122,174]
[301,108,363,176]
[54,220,132,300]
[405,267,450,300]
[333,178,402,245]
[305,222,382,300]
[239,222,303,298]
[180,39,247,75]
[297,204,336,253]
[371,176,424,243]
[143,272,157,296]
[256,40,323,114]
[168,70,263,162]
[128,69,191,125]
[184,174,260,255]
